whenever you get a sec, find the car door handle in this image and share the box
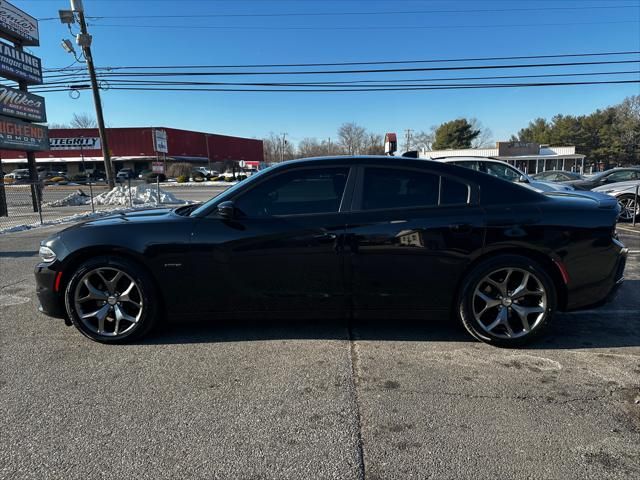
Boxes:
[449,223,472,233]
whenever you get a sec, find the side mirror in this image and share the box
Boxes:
[518,175,529,183]
[217,201,235,219]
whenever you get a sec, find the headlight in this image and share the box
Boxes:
[39,246,57,263]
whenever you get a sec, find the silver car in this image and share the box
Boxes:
[434,157,574,193]
[593,180,640,221]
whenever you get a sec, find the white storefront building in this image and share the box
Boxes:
[420,142,586,174]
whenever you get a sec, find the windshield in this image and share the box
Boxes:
[190,166,274,216]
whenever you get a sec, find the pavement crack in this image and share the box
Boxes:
[0,277,29,290]
[346,321,366,480]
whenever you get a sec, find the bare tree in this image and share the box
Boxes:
[337,122,367,155]
[469,118,494,148]
[413,129,435,152]
[363,132,384,155]
[70,112,97,128]
[47,122,70,129]
[263,132,294,163]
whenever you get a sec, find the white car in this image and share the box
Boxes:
[434,157,574,193]
[593,180,640,221]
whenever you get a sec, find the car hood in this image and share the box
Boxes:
[527,180,574,192]
[593,180,640,194]
[60,207,177,232]
[543,190,619,209]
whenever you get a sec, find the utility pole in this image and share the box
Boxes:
[404,129,413,152]
[205,134,211,173]
[69,0,114,188]
[280,133,287,162]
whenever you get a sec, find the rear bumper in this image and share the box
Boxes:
[565,245,628,311]
[34,263,66,318]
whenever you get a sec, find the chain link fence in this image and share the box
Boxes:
[0,178,175,232]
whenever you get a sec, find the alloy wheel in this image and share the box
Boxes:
[472,267,547,339]
[618,196,639,221]
[73,267,143,337]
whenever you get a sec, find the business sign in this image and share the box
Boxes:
[0,114,48,151]
[0,85,45,122]
[0,0,39,46]
[0,42,42,84]
[152,161,165,174]
[153,129,168,153]
[50,137,101,150]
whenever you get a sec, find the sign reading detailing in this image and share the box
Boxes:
[0,0,39,46]
[0,114,48,151]
[50,137,101,150]
[0,42,42,84]
[0,85,45,122]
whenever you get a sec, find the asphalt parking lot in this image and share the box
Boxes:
[0,225,639,479]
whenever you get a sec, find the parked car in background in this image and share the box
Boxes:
[35,156,626,347]
[531,170,584,182]
[40,171,69,182]
[593,180,640,222]
[562,167,640,190]
[116,168,135,182]
[435,157,573,193]
[4,168,30,183]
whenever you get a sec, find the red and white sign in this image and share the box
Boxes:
[152,162,164,174]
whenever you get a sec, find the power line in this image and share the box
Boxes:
[30,80,640,94]
[40,50,640,72]
[37,4,640,21]
[28,70,640,89]
[31,59,640,79]
[87,20,639,31]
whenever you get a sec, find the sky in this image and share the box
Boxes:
[11,0,640,146]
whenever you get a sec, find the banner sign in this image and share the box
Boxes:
[0,42,42,84]
[0,0,39,46]
[0,114,48,151]
[154,129,168,153]
[0,85,45,122]
[50,137,101,150]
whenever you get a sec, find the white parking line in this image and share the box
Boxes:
[617,226,640,235]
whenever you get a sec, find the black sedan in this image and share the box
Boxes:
[35,156,628,346]
[563,167,640,190]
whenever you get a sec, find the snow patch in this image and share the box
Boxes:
[93,184,184,206]
[43,190,90,207]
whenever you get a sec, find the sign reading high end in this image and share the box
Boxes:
[0,114,48,151]
[153,129,168,153]
[50,137,101,150]
[0,85,45,122]
[0,42,42,84]
[0,0,39,46]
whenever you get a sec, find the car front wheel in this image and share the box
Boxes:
[617,194,639,222]
[64,256,158,343]
[458,255,556,347]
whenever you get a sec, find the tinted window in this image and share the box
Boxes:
[362,168,439,210]
[485,162,521,182]
[234,167,349,217]
[440,177,470,205]
[606,170,638,182]
[451,160,482,172]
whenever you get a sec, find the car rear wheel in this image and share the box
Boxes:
[458,255,556,346]
[65,256,157,343]
[617,194,639,222]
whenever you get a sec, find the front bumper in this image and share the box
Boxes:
[35,263,66,318]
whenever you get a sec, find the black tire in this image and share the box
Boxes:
[457,255,557,347]
[64,256,158,343]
